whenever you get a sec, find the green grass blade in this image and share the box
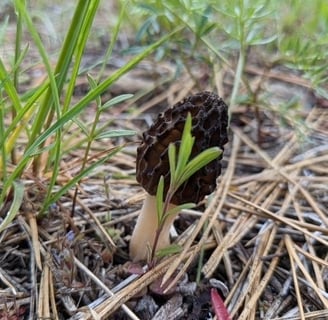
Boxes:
[14,0,23,90]
[0,97,6,178]
[0,27,182,203]
[0,15,9,45]
[40,145,123,214]
[0,80,49,151]
[14,0,61,144]
[55,0,94,94]
[62,0,101,113]
[28,27,183,151]
[95,130,136,140]
[0,181,24,233]
[0,59,22,112]
[97,0,127,82]
[69,27,182,113]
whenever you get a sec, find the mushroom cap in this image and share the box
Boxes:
[136,91,229,205]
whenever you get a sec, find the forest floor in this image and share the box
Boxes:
[1,3,328,320]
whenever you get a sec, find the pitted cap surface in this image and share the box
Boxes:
[136,91,229,205]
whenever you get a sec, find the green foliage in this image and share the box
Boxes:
[155,243,182,258]
[152,113,222,261]
[168,114,221,191]
[128,0,328,100]
[277,1,328,97]
[0,1,181,219]
[0,181,24,233]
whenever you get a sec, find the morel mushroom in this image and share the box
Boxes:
[130,92,229,262]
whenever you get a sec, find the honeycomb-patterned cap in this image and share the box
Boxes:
[136,91,229,205]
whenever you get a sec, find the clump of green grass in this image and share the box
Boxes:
[0,0,181,230]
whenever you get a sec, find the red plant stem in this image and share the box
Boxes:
[211,288,231,320]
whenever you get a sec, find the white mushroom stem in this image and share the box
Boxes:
[129,194,177,262]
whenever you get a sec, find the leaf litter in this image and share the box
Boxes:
[1,38,328,320]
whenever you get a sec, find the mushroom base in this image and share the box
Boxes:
[129,195,177,262]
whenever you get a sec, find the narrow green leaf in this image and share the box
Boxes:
[62,1,101,113]
[180,147,222,183]
[155,243,182,258]
[0,15,9,45]
[100,94,134,111]
[87,74,101,107]
[14,0,62,143]
[0,96,6,178]
[156,176,165,225]
[97,0,127,81]
[0,58,22,112]
[95,130,136,140]
[0,79,49,151]
[29,143,55,156]
[175,113,194,180]
[168,143,176,183]
[0,181,24,233]
[73,118,89,137]
[165,202,196,218]
[41,145,123,214]
[248,34,277,46]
